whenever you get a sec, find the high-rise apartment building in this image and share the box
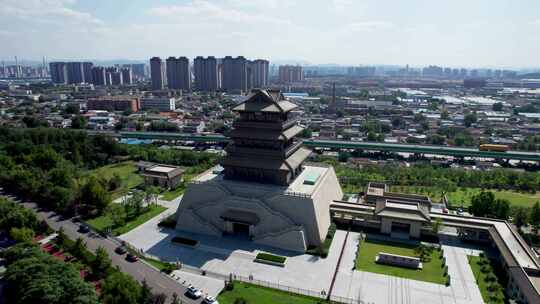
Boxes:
[91,66,106,85]
[121,67,132,85]
[66,62,84,84]
[130,64,145,80]
[250,59,269,88]
[150,57,166,90]
[278,65,304,83]
[166,57,190,90]
[111,70,123,85]
[82,62,93,83]
[221,56,248,92]
[50,62,68,84]
[193,56,219,91]
[105,67,117,86]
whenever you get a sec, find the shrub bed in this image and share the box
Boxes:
[158,215,177,229]
[171,236,198,246]
[255,253,287,264]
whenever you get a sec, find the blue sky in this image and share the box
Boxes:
[1,0,539,68]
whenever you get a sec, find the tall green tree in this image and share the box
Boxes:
[512,206,529,229]
[464,112,477,127]
[71,115,87,129]
[4,243,99,304]
[101,272,141,304]
[469,191,510,220]
[9,227,35,243]
[530,202,540,233]
[107,203,127,228]
[91,246,112,280]
[80,176,111,215]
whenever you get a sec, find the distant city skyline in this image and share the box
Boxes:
[2,0,540,69]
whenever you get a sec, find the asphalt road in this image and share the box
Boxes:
[0,190,206,304]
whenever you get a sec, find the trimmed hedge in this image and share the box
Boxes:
[255,253,286,264]
[158,215,177,229]
[171,236,198,246]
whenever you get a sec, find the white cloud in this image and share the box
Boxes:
[345,21,394,32]
[147,0,291,27]
[0,0,103,26]
[1,0,539,68]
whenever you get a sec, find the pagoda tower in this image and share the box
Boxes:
[174,89,343,252]
[221,89,311,186]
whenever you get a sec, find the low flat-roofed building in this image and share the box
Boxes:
[141,97,176,112]
[140,164,184,189]
[87,95,141,112]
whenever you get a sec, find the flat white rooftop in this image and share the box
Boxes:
[386,201,418,211]
[287,165,328,195]
[147,165,177,173]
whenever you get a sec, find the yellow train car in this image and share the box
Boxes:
[479,144,509,152]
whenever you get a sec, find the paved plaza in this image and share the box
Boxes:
[120,210,486,303]
[332,232,484,304]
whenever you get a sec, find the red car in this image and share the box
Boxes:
[126,253,139,262]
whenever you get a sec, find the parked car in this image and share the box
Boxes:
[115,246,127,255]
[202,296,219,304]
[185,286,203,299]
[126,253,139,262]
[78,225,90,233]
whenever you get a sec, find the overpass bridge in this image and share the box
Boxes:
[88,131,540,162]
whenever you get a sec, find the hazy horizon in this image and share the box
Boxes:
[2,0,540,69]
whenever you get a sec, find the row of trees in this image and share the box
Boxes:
[0,128,126,216]
[323,160,540,193]
[127,145,218,168]
[0,196,174,304]
[106,188,160,228]
[468,191,511,220]
[3,243,100,304]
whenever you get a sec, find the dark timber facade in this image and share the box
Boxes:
[221,89,311,186]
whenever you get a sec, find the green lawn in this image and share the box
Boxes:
[390,186,540,208]
[143,257,171,271]
[160,186,185,201]
[87,205,167,235]
[88,161,144,199]
[217,282,326,304]
[468,256,505,303]
[355,239,446,284]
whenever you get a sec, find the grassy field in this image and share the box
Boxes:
[355,239,446,284]
[143,257,171,271]
[217,282,326,304]
[389,186,540,208]
[87,205,166,235]
[160,186,185,201]
[88,161,143,199]
[468,256,505,303]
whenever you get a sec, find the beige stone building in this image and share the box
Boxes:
[140,163,184,189]
[174,89,343,251]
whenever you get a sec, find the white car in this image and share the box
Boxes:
[202,296,219,304]
[185,286,203,299]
